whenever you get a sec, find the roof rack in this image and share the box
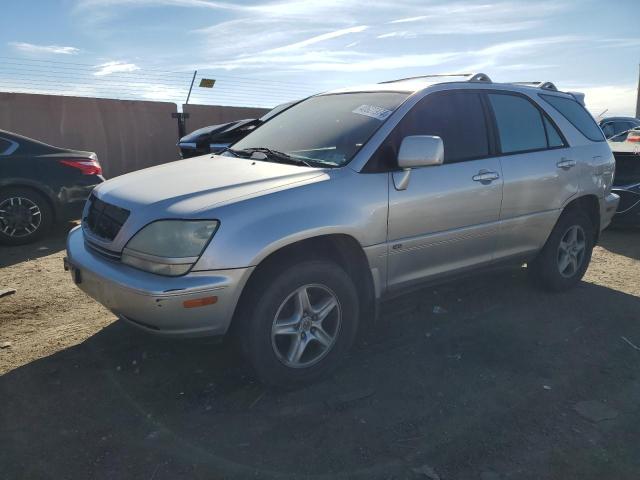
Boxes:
[379,72,492,84]
[510,81,558,91]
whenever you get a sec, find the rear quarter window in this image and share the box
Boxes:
[540,94,604,142]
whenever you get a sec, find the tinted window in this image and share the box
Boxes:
[540,94,605,142]
[615,121,634,135]
[544,116,565,147]
[0,138,11,155]
[231,92,408,167]
[601,122,615,138]
[489,93,546,154]
[372,91,489,167]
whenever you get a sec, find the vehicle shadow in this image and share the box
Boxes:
[2,270,640,479]
[599,229,640,261]
[0,221,76,268]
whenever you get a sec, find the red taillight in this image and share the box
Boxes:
[59,158,102,175]
[627,134,640,143]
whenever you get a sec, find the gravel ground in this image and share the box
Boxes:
[1,225,639,479]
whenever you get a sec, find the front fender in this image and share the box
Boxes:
[192,168,389,271]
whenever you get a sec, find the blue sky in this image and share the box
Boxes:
[0,0,638,114]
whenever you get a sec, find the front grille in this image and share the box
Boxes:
[85,238,122,261]
[83,194,130,241]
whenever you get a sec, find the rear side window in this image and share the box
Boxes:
[544,117,564,147]
[488,93,547,153]
[540,94,605,142]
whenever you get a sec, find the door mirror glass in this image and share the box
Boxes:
[397,135,444,168]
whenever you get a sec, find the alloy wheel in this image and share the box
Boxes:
[557,225,586,278]
[271,284,342,368]
[0,196,42,238]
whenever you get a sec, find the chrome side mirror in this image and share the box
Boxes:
[394,135,444,190]
[397,135,444,169]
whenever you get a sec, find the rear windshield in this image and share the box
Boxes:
[540,94,604,142]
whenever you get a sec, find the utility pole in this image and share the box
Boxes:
[636,64,640,119]
[172,70,198,141]
[185,70,197,105]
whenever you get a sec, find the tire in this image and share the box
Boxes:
[238,260,359,387]
[0,188,53,246]
[528,209,594,292]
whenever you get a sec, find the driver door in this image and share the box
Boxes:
[382,91,503,290]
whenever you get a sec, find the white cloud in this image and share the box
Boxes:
[598,38,640,49]
[76,0,241,10]
[266,25,368,53]
[93,61,140,76]
[377,32,417,39]
[9,42,80,55]
[389,15,428,24]
[292,52,461,72]
[570,84,638,118]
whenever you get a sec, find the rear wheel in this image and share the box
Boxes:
[0,188,53,245]
[528,209,594,291]
[238,260,359,387]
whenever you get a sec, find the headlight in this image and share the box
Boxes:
[121,220,219,276]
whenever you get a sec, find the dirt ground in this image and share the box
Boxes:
[1,224,639,479]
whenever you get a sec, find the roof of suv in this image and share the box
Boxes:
[324,73,575,99]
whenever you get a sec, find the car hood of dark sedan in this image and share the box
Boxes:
[93,154,326,215]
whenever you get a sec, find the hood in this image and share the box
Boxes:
[94,155,326,216]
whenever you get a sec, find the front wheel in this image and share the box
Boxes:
[528,209,594,291]
[238,260,359,387]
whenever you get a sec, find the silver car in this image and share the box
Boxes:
[65,73,619,386]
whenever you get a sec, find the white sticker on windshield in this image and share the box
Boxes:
[352,104,393,121]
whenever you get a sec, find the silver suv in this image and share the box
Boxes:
[66,73,619,386]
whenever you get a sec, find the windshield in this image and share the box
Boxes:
[229,92,408,167]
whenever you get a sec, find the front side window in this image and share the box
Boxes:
[601,122,615,139]
[540,94,605,142]
[370,91,489,169]
[488,93,547,154]
[229,92,409,167]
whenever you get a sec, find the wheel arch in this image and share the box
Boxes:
[562,194,601,243]
[0,181,59,221]
[230,233,377,334]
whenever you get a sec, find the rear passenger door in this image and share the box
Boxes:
[486,91,578,260]
[385,91,503,290]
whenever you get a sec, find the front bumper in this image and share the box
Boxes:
[65,226,253,337]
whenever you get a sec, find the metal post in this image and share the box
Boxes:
[185,70,197,105]
[636,64,640,119]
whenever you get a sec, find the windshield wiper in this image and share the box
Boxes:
[235,147,314,167]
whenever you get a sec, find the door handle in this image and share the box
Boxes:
[557,158,576,169]
[472,170,500,183]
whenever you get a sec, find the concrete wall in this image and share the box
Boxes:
[0,92,271,178]
[183,103,270,132]
[0,92,180,178]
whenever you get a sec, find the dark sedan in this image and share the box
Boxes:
[178,118,260,158]
[177,101,297,159]
[0,130,104,245]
